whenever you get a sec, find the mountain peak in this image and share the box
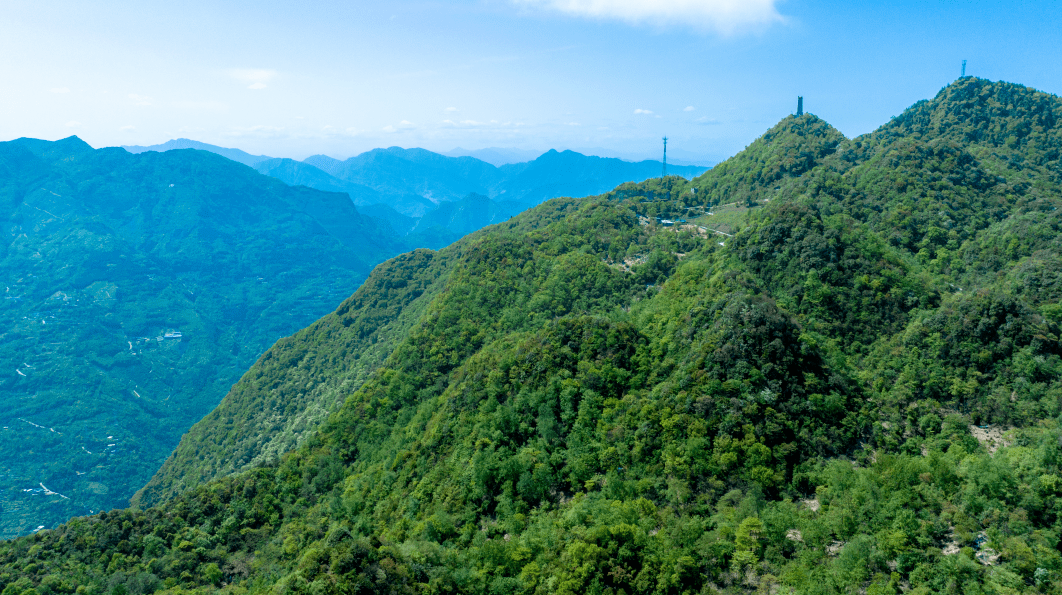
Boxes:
[881,77,1062,150]
[689,112,845,204]
[7,135,95,160]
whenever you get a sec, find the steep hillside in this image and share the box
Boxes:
[4,79,1062,595]
[408,193,527,240]
[0,142,401,537]
[131,248,453,508]
[251,159,387,207]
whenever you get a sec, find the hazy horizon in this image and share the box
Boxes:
[3,0,1060,164]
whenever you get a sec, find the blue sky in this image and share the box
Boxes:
[1,0,1059,163]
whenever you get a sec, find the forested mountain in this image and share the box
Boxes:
[0,140,402,538]
[5,77,1062,595]
[122,140,271,168]
[301,147,706,216]
[441,148,543,166]
[130,142,708,238]
[1,136,701,537]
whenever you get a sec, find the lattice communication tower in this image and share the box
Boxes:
[661,136,668,178]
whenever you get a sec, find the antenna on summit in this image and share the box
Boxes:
[661,136,668,178]
[797,96,803,116]
[961,60,967,78]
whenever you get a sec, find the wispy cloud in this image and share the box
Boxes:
[383,120,416,133]
[120,125,135,132]
[513,0,784,34]
[128,94,153,106]
[50,87,70,94]
[65,121,80,128]
[445,107,458,112]
[227,68,278,90]
[633,108,653,115]
[684,106,696,111]
[695,116,722,125]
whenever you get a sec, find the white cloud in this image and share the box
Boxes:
[120,125,135,132]
[65,121,80,128]
[514,0,783,34]
[50,87,70,94]
[684,106,696,111]
[445,107,458,112]
[128,94,152,106]
[634,108,653,115]
[695,116,722,125]
[227,68,278,89]
[382,120,414,133]
[567,122,580,126]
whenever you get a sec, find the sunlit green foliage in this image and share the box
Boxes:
[2,78,1062,595]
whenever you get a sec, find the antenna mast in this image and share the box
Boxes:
[962,60,966,77]
[661,136,668,178]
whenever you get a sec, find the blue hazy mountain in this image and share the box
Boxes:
[305,146,707,208]
[493,149,701,203]
[126,141,709,226]
[406,192,527,246]
[355,203,417,235]
[122,138,273,168]
[252,157,386,205]
[441,146,543,166]
[254,156,438,218]
[303,148,502,205]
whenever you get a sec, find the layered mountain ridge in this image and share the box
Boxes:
[127,141,709,239]
[4,78,1062,595]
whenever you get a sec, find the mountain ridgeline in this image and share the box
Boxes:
[129,140,708,242]
[5,78,1062,595]
[256,147,708,244]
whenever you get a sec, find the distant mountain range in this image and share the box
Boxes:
[122,138,272,168]
[440,147,542,166]
[123,141,710,245]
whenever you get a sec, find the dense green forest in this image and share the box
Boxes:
[2,77,1062,595]
[0,139,401,537]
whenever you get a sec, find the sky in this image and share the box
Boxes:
[1,0,1060,164]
